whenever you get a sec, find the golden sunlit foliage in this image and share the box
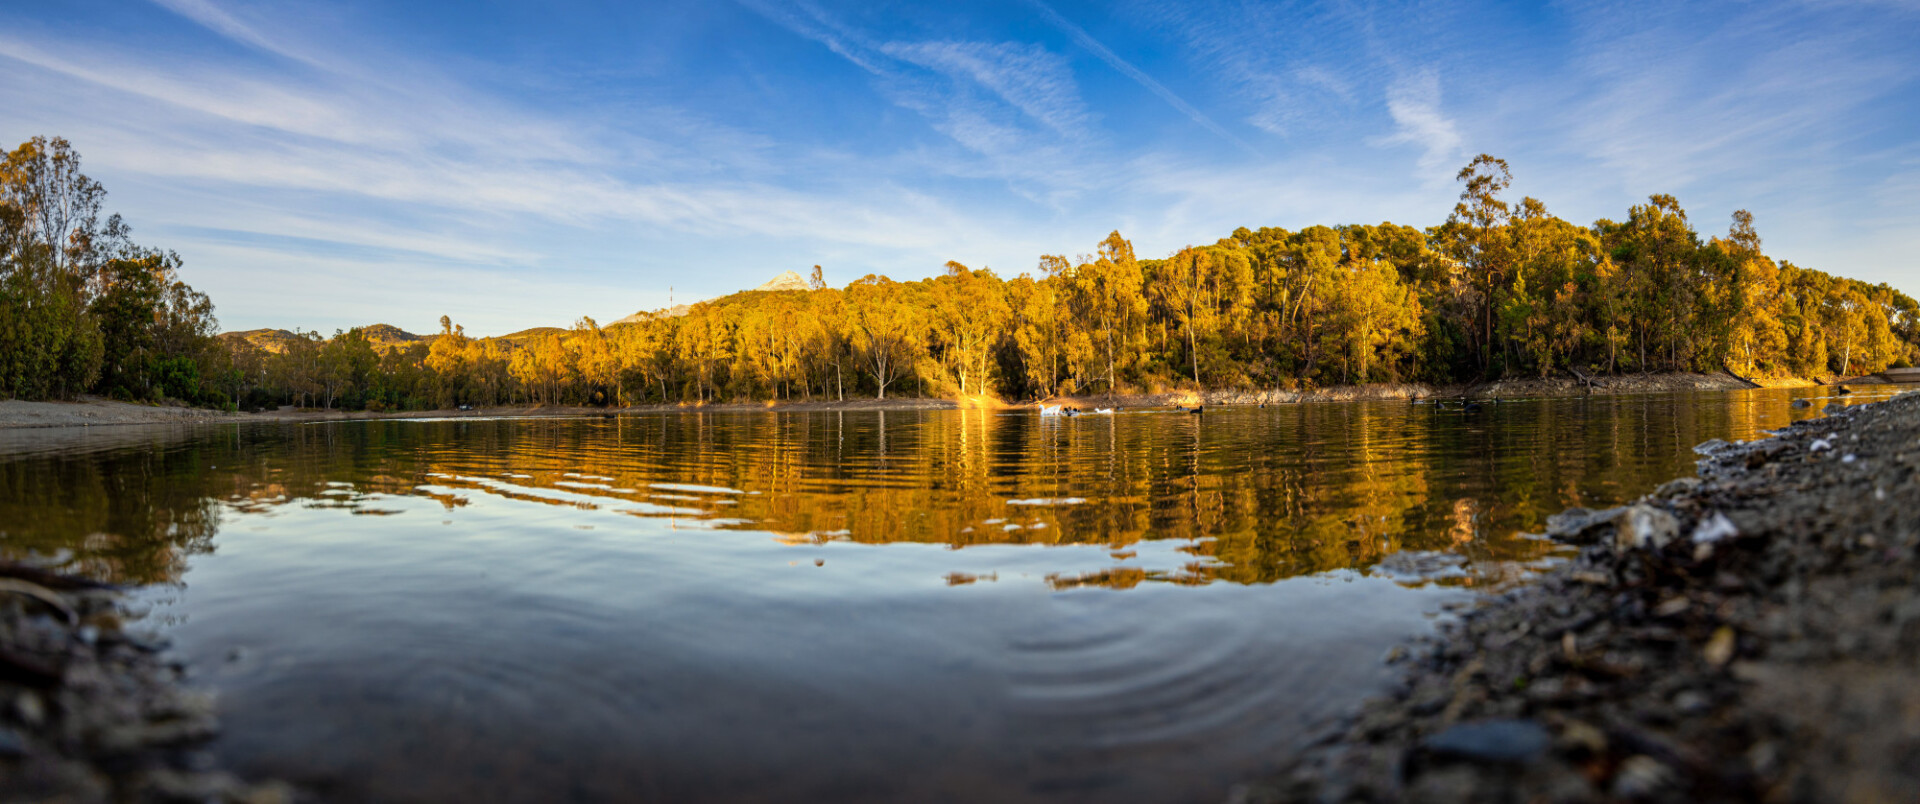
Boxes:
[5,139,1915,410]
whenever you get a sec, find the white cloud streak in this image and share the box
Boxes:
[1023,0,1259,156]
[1373,70,1463,185]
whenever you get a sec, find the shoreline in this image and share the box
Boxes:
[0,372,1833,431]
[0,564,290,802]
[1243,389,1920,802]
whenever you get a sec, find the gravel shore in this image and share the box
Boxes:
[0,565,290,803]
[1242,390,1920,802]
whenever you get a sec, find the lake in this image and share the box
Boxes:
[0,388,1891,802]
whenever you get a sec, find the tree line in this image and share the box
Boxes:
[4,139,1915,410]
[0,137,222,405]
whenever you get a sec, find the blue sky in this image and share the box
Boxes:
[3,0,1916,335]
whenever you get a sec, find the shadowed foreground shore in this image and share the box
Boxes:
[0,566,290,803]
[1243,390,1920,802]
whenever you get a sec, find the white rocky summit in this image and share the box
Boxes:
[753,270,811,292]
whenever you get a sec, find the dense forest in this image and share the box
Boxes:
[3,140,1915,410]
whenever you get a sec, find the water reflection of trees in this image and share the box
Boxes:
[0,391,1862,588]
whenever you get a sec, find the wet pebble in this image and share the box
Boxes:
[1615,505,1681,551]
[1421,718,1551,764]
[0,725,26,757]
[1611,754,1677,798]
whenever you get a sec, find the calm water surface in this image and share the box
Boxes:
[0,388,1895,802]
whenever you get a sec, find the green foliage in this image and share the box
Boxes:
[0,137,219,403]
[6,139,1915,410]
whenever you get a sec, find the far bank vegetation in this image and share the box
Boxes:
[3,141,1915,411]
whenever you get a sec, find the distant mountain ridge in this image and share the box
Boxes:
[221,273,810,345]
[219,324,422,354]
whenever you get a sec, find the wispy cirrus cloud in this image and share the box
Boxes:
[739,0,1108,203]
[1372,70,1463,185]
[1022,0,1258,156]
[2,0,1914,334]
[0,1,1068,331]
[880,40,1095,139]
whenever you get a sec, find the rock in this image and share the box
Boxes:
[1614,505,1681,551]
[1421,719,1551,764]
[1691,512,1739,544]
[1692,438,1732,456]
[1791,398,1811,409]
[1655,477,1701,498]
[1611,754,1677,798]
[14,690,45,726]
[1546,507,1620,544]
[1555,719,1607,755]
[1703,626,1737,667]
[0,725,26,757]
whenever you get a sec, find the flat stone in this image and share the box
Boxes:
[0,725,27,757]
[1615,505,1681,551]
[1422,718,1551,764]
[1692,438,1732,456]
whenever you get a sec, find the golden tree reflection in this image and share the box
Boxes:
[0,389,1883,588]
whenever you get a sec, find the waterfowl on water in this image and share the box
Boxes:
[1092,408,1115,415]
[1039,404,1064,417]
[1182,405,1205,414]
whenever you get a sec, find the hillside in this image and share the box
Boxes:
[219,324,422,354]
[612,304,691,327]
[361,324,424,350]
[218,328,303,354]
[492,327,569,344]
[612,271,810,326]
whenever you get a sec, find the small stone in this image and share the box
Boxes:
[1422,718,1551,764]
[1691,512,1739,544]
[0,726,26,757]
[1612,754,1677,798]
[1615,505,1681,551]
[1655,477,1701,497]
[14,691,45,727]
[1570,570,1612,586]
[1555,719,1607,755]
[1545,507,1602,541]
[1691,439,1731,456]
[1704,626,1737,667]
